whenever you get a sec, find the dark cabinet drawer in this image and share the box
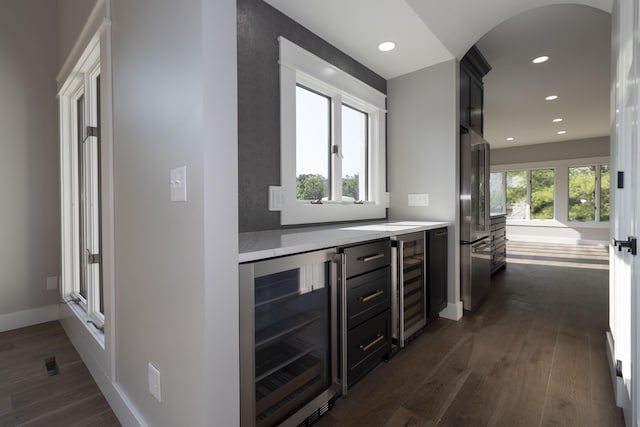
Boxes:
[346,309,390,384]
[346,266,390,329]
[343,239,391,279]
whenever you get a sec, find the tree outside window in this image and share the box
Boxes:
[506,171,527,219]
[531,169,554,219]
[600,165,610,221]
[568,166,596,221]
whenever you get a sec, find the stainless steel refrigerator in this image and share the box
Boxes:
[460,129,491,311]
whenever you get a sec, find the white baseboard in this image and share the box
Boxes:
[0,305,59,333]
[60,304,147,427]
[439,301,463,321]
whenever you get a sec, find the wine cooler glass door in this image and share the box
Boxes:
[240,249,335,427]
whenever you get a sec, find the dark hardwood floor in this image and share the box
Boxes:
[0,241,621,427]
[0,321,120,427]
[318,241,623,427]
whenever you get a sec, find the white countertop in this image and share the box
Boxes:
[239,221,450,263]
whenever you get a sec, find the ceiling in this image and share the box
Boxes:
[263,0,613,149]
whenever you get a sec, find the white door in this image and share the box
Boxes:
[611,0,638,425]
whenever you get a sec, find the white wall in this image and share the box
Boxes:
[57,0,98,68]
[108,0,239,425]
[492,136,609,165]
[111,0,206,425]
[387,59,462,319]
[0,0,61,328]
[202,0,239,424]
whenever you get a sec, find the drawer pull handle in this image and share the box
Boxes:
[359,253,385,263]
[360,334,385,352]
[359,289,384,303]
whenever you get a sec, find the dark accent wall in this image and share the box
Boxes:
[237,0,387,232]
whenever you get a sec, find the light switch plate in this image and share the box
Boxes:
[148,363,162,402]
[408,193,429,207]
[170,166,187,202]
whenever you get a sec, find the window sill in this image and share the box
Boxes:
[64,299,105,348]
[506,219,610,229]
[281,201,387,225]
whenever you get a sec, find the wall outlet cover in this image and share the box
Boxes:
[269,186,286,211]
[408,193,429,207]
[148,363,162,402]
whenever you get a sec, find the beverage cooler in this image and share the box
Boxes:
[239,249,338,427]
[391,232,428,348]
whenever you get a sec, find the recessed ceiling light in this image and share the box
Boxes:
[545,95,558,101]
[557,130,567,135]
[553,118,563,123]
[506,137,515,141]
[378,41,396,52]
[532,55,549,64]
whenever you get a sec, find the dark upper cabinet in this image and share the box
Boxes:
[469,75,483,134]
[460,46,491,136]
[459,67,471,130]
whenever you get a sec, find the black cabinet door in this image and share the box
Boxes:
[427,228,448,318]
[469,76,483,135]
[459,67,471,129]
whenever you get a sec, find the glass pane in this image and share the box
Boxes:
[600,164,610,221]
[568,166,596,221]
[490,172,505,214]
[296,86,330,201]
[341,104,367,201]
[506,171,527,219]
[531,169,554,219]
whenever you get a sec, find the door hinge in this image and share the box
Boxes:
[617,171,624,189]
[613,237,637,256]
[616,359,623,377]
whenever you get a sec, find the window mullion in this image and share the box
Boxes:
[332,95,342,201]
[526,170,532,220]
[595,164,601,222]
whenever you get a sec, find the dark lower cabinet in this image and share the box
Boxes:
[338,239,391,393]
[427,228,448,318]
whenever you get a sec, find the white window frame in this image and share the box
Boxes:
[277,37,388,225]
[58,7,113,344]
[568,162,610,223]
[499,168,556,221]
[492,156,610,227]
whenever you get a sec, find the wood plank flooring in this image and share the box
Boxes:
[0,241,622,427]
[0,321,120,427]
[318,241,624,427]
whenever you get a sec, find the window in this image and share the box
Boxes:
[295,86,330,201]
[600,165,610,221]
[59,22,111,337]
[506,170,528,219]
[492,160,609,224]
[490,172,505,214]
[531,169,554,219]
[568,164,609,222]
[278,37,387,225]
[494,169,555,220]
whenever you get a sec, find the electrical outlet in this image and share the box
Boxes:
[408,193,429,207]
[46,276,58,291]
[148,363,162,402]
